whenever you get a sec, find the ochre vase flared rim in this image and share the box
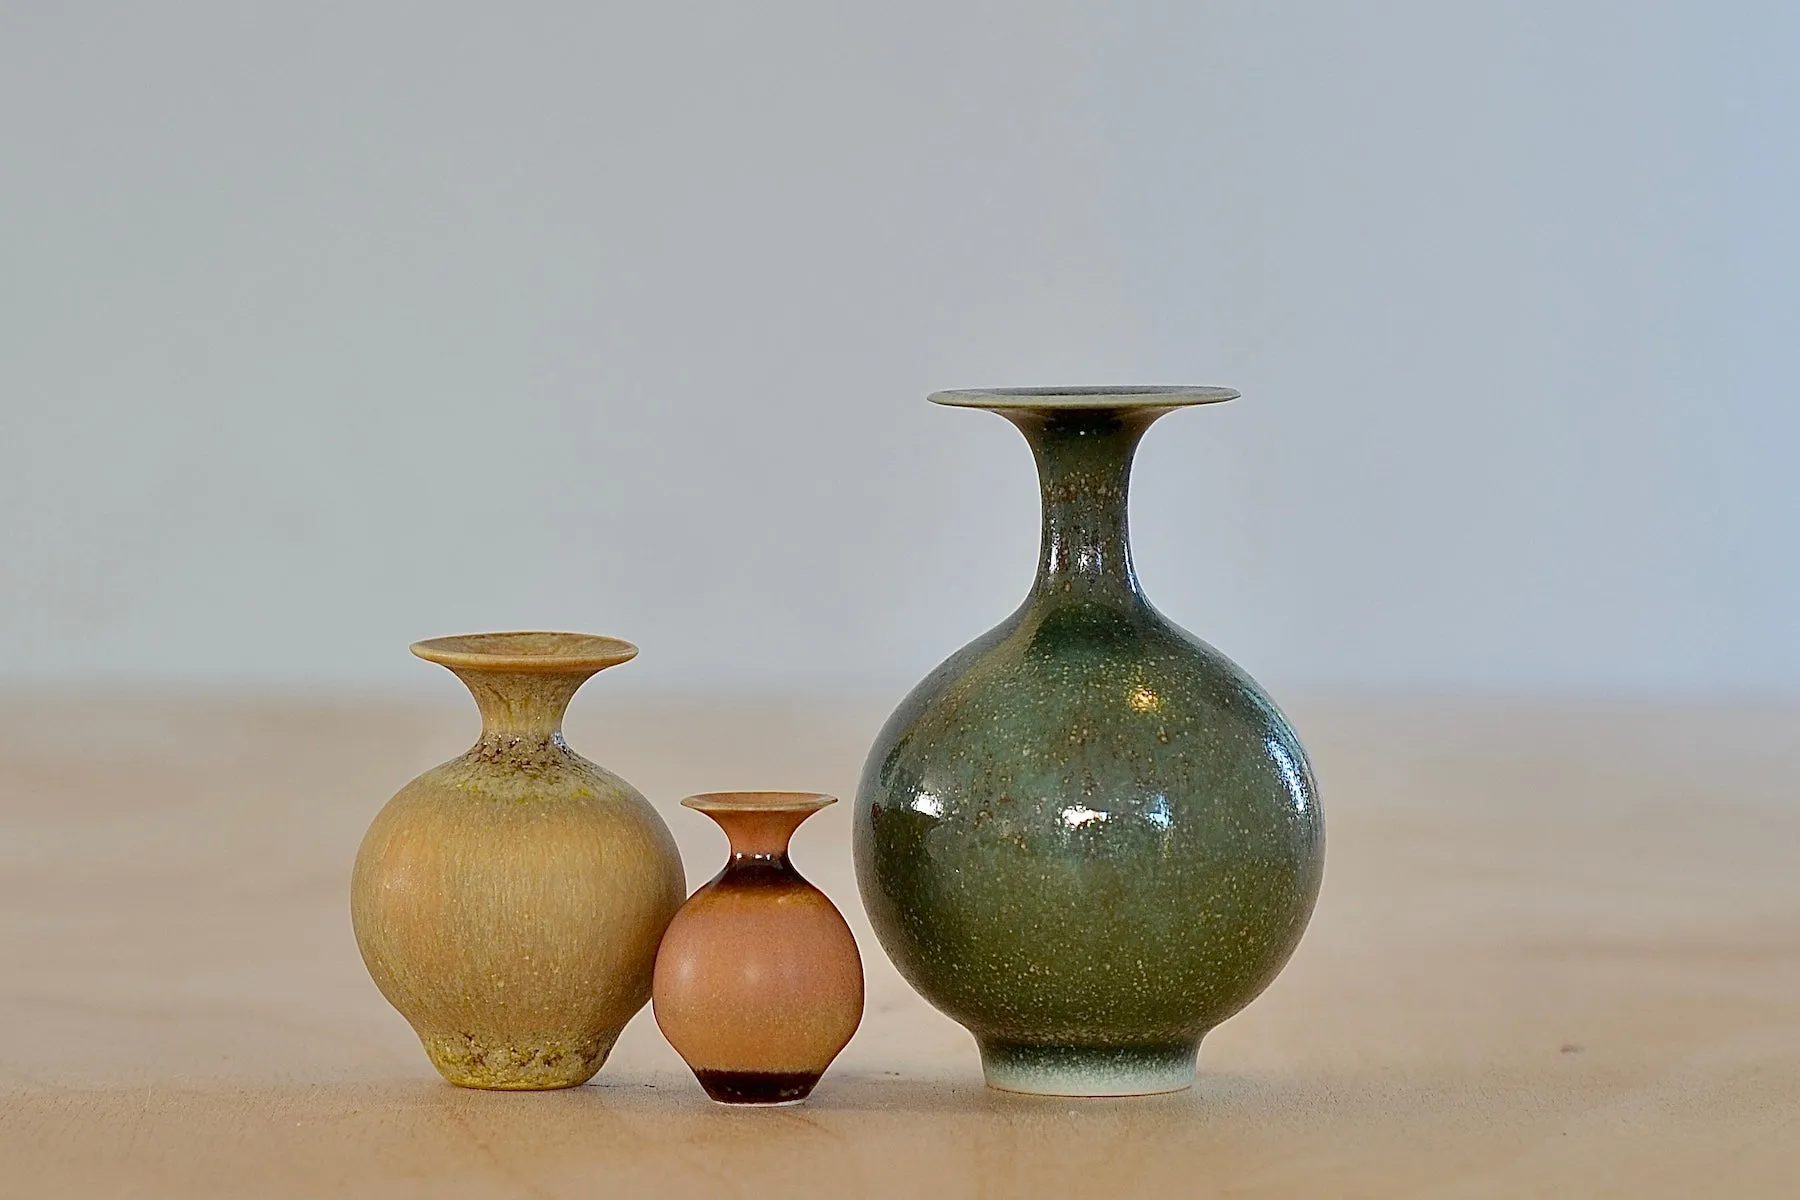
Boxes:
[681,791,837,814]
[928,385,1239,411]
[410,631,639,673]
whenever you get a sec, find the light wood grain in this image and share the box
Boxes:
[2,694,1797,1197]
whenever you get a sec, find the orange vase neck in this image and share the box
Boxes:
[715,810,809,861]
[684,793,835,863]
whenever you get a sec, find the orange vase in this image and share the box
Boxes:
[653,792,864,1105]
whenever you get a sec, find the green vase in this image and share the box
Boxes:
[854,387,1325,1097]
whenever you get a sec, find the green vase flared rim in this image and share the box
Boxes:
[928,385,1239,411]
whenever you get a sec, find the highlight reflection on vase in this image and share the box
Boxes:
[653,792,864,1105]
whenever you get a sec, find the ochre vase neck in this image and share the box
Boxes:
[451,669,594,743]
[1011,408,1158,606]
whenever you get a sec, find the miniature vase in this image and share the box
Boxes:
[351,632,686,1090]
[653,792,864,1105]
[855,387,1325,1097]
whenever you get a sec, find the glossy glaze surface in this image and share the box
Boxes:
[350,632,686,1089]
[654,793,864,1105]
[855,389,1325,1096]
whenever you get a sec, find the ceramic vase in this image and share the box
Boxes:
[653,792,863,1105]
[854,387,1325,1097]
[351,632,686,1090]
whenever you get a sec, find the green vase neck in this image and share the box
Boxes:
[1009,408,1160,608]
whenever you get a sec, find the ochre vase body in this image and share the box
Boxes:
[654,793,863,1105]
[351,632,686,1089]
[856,388,1326,1097]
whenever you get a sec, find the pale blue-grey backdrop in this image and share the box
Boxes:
[2,2,1795,694]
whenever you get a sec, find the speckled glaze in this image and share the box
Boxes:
[351,632,686,1090]
[654,793,864,1106]
[855,388,1325,1097]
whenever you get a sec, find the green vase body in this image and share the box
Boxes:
[855,387,1324,1097]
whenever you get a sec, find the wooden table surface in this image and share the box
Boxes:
[2,693,1796,1197]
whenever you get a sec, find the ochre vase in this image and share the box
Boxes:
[351,632,686,1090]
[653,792,863,1105]
[855,387,1326,1097]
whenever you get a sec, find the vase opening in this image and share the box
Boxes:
[929,385,1238,414]
[682,791,837,814]
[410,631,638,673]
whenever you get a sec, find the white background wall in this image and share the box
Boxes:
[3,2,1795,695]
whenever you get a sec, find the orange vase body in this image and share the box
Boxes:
[653,793,864,1105]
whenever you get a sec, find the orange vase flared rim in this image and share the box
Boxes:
[681,791,838,814]
[410,631,639,673]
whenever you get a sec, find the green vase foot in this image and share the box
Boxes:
[978,1041,1198,1097]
